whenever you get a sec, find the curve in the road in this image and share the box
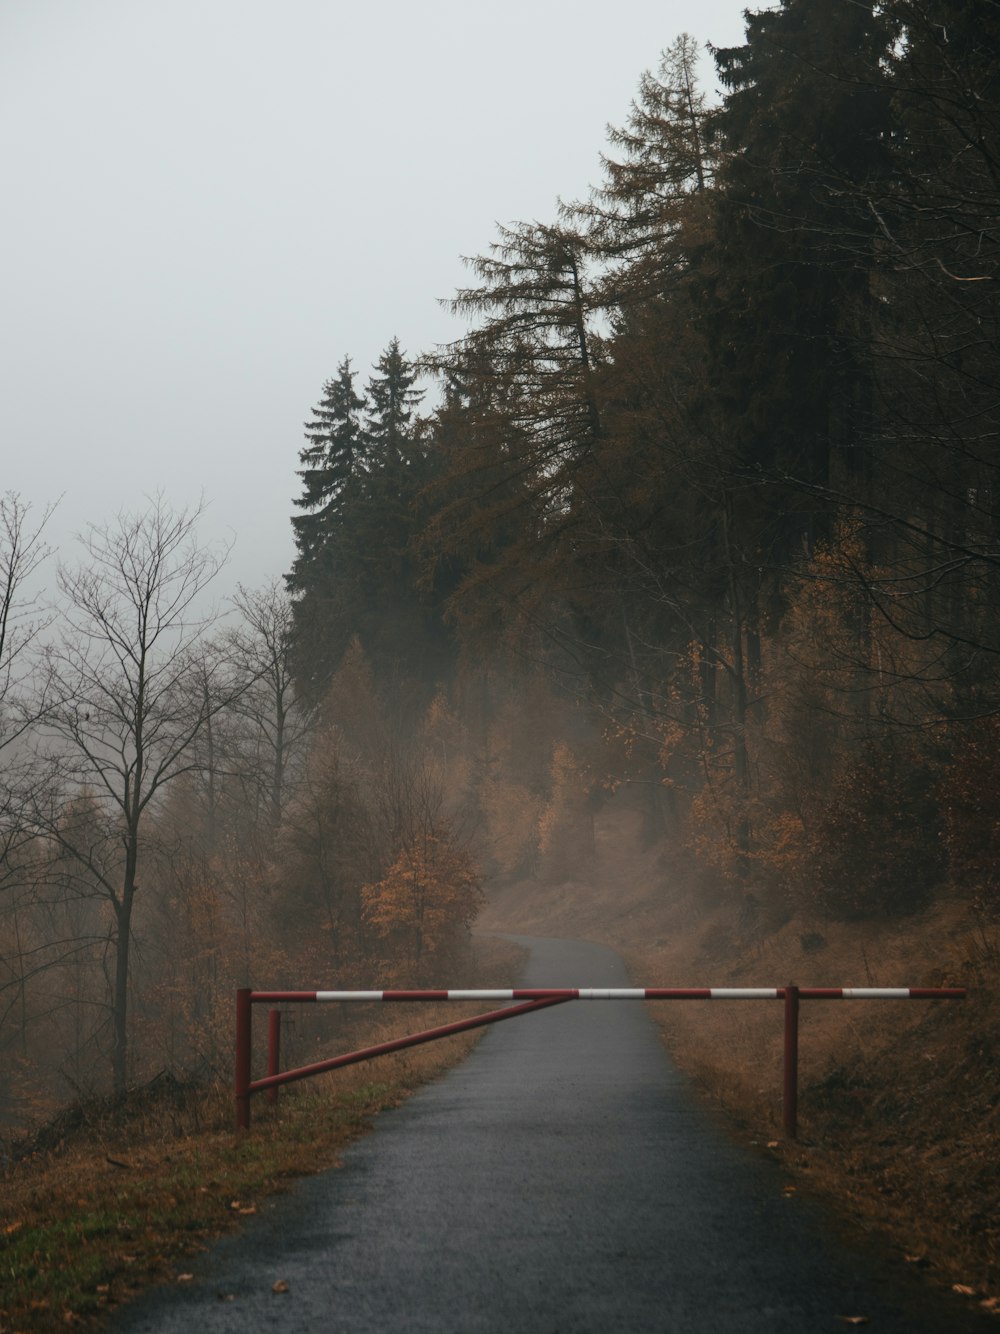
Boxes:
[113,935,989,1333]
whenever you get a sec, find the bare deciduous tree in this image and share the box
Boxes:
[0,493,56,1109]
[0,491,55,757]
[227,579,313,831]
[37,497,233,1093]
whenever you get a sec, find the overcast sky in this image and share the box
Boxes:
[2,0,751,596]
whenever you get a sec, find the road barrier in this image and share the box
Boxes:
[234,984,965,1135]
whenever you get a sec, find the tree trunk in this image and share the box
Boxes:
[112,845,137,1096]
[723,501,752,882]
[271,702,285,829]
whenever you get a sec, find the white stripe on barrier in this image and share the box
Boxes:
[577,988,647,1000]
[315,991,385,1002]
[841,987,911,999]
[438,990,518,1002]
[707,988,781,999]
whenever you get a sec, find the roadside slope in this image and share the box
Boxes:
[479,805,1000,1313]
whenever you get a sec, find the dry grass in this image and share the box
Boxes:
[628,903,1000,1302]
[0,937,526,1333]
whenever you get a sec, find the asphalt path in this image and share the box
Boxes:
[113,935,989,1333]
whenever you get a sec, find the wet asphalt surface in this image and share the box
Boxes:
[112,936,990,1333]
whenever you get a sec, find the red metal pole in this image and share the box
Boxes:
[267,1009,281,1104]
[235,987,253,1132]
[783,983,800,1140]
[248,995,572,1095]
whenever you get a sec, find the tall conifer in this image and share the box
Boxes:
[364,337,424,472]
[289,357,366,580]
[707,0,895,507]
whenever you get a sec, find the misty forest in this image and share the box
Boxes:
[2,0,999,1291]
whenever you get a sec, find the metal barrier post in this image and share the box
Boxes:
[235,987,253,1131]
[268,1009,281,1104]
[783,983,800,1140]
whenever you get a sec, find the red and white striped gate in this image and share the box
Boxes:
[234,984,965,1137]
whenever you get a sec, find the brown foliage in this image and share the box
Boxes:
[363,830,483,979]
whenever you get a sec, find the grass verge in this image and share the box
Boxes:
[1,938,527,1333]
[3,1056,464,1332]
[624,901,1000,1322]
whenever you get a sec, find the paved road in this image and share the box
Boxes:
[114,936,989,1333]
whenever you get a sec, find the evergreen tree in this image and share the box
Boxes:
[352,337,427,598]
[289,357,366,579]
[288,340,453,703]
[424,220,603,644]
[364,337,424,472]
[287,357,368,699]
[353,340,454,689]
[707,0,896,514]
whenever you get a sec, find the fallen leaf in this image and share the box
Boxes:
[96,1285,110,1295]
[954,1284,977,1297]
[237,1205,257,1216]
[4,1221,23,1235]
[272,1279,290,1295]
[980,1296,1000,1312]
[177,1274,194,1284]
[767,1141,780,1149]
[782,1184,797,1194]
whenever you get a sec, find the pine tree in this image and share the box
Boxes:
[287,357,368,699]
[289,357,366,578]
[356,338,427,587]
[353,340,455,687]
[359,337,427,593]
[364,337,424,472]
[707,0,896,511]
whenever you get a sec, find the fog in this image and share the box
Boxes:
[1,0,748,592]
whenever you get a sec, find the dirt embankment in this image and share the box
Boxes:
[479,806,1000,1312]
